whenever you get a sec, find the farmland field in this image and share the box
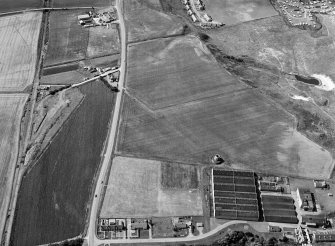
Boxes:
[86,24,120,58]
[117,35,334,179]
[1,0,42,13]
[51,0,115,8]
[0,12,42,91]
[202,0,278,25]
[100,156,203,218]
[82,54,120,68]
[124,0,185,43]
[44,10,89,67]
[0,94,28,243]
[10,82,115,246]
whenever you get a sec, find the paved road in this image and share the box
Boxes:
[85,0,127,245]
[71,70,118,88]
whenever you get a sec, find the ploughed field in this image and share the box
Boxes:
[0,0,42,13]
[44,10,89,67]
[124,0,185,43]
[0,95,28,243]
[0,12,42,91]
[10,82,115,246]
[117,35,333,179]
[100,156,203,218]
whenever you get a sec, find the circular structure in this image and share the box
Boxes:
[211,154,224,164]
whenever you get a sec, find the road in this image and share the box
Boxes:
[85,0,126,245]
[94,220,247,245]
[71,70,118,88]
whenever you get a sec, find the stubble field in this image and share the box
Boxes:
[0,12,42,91]
[100,156,203,218]
[117,35,334,179]
[126,36,243,110]
[0,94,28,243]
[124,0,185,43]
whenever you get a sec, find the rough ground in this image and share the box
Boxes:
[117,34,334,179]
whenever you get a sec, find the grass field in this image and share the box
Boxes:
[86,24,120,58]
[40,70,85,85]
[202,0,278,25]
[10,82,115,246]
[44,10,89,67]
[0,94,28,243]
[100,156,203,218]
[0,12,42,91]
[124,0,185,43]
[117,35,334,179]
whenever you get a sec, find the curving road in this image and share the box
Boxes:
[85,0,127,245]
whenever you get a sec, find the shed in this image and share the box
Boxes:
[78,14,91,20]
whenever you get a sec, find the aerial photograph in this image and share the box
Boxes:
[1,0,335,246]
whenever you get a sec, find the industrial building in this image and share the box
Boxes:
[296,188,316,211]
[313,231,335,243]
[262,195,298,224]
[212,169,260,221]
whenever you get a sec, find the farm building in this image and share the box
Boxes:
[204,14,212,22]
[191,14,197,22]
[261,195,298,224]
[313,231,335,242]
[313,180,327,188]
[78,14,91,20]
[212,169,259,221]
[296,188,315,211]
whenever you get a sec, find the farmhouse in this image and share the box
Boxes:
[296,188,315,211]
[131,221,149,230]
